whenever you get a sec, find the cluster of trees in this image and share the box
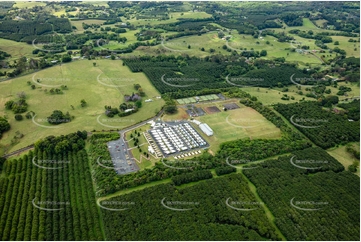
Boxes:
[280,13,303,26]
[240,65,309,88]
[0,131,103,240]
[243,148,359,240]
[334,57,360,82]
[4,92,28,114]
[47,110,71,125]
[337,85,352,95]
[0,18,71,42]
[123,57,229,94]
[171,170,213,186]
[337,100,359,121]
[34,131,87,154]
[0,50,11,60]
[104,92,143,118]
[274,101,360,149]
[101,174,280,240]
[0,117,10,138]
[215,166,236,176]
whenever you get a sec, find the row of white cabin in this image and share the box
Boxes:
[174,150,202,159]
[149,123,207,155]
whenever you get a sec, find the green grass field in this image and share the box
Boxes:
[126,11,212,27]
[327,142,360,177]
[193,103,282,152]
[13,2,47,8]
[0,59,164,153]
[330,36,360,58]
[0,38,36,61]
[240,86,315,105]
[124,124,158,169]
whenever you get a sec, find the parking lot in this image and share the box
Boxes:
[107,137,139,175]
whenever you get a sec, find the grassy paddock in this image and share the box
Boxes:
[0,38,35,60]
[0,59,164,153]
[192,102,282,152]
[327,142,360,177]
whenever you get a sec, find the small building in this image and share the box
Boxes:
[191,120,202,125]
[145,99,153,102]
[199,123,213,136]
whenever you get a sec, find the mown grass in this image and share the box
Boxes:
[0,59,164,153]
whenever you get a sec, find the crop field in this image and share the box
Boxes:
[194,103,282,152]
[0,59,164,153]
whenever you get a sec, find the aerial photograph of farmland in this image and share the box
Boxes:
[0,0,359,241]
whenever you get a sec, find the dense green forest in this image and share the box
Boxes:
[123,56,311,94]
[274,101,360,149]
[101,174,280,241]
[243,147,359,240]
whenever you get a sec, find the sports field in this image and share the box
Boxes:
[194,103,282,152]
[177,94,219,104]
[0,59,164,153]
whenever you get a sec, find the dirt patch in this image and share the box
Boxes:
[205,106,221,114]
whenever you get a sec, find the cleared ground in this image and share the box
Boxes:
[0,59,164,153]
